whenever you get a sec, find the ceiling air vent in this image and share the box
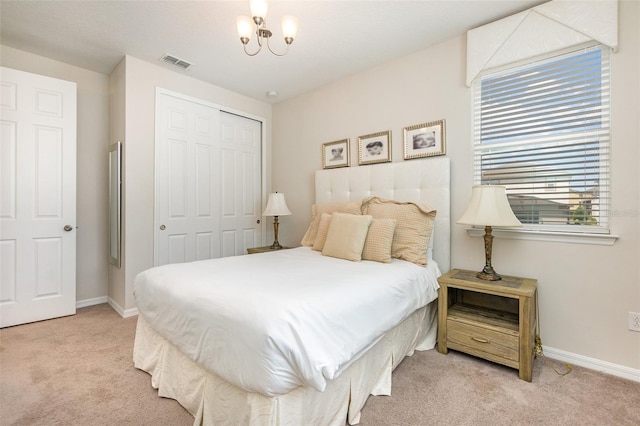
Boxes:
[160,54,192,70]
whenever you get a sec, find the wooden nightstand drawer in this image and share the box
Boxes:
[447,319,519,365]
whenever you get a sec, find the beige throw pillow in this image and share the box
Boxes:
[362,218,397,263]
[361,197,436,266]
[312,213,333,251]
[322,213,373,262]
[300,202,361,246]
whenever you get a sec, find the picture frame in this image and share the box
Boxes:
[358,130,391,165]
[322,138,350,169]
[403,119,446,160]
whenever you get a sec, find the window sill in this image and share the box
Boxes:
[464,227,618,246]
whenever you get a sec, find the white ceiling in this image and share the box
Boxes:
[0,0,545,104]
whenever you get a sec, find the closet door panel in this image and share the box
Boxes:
[155,92,262,266]
[155,93,219,266]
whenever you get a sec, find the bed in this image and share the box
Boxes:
[133,158,450,425]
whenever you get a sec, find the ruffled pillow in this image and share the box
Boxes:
[361,197,436,266]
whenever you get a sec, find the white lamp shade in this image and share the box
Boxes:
[457,185,522,227]
[250,0,268,19]
[262,192,291,216]
[281,15,298,39]
[236,16,253,39]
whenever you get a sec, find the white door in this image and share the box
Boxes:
[155,93,263,266]
[219,111,262,257]
[0,67,77,328]
[155,92,221,266]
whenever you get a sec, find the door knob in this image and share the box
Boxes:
[160,225,166,230]
[256,219,261,224]
[64,225,73,232]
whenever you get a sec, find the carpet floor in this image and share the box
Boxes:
[1,304,638,425]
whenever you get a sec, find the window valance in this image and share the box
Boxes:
[466,0,618,87]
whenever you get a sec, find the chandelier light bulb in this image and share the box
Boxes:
[250,0,268,21]
[236,16,253,43]
[281,15,298,43]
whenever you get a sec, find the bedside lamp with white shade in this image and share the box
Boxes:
[457,185,522,281]
[262,192,291,250]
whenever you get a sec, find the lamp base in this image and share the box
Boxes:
[476,268,502,281]
[477,225,502,281]
[269,216,283,250]
[269,241,283,250]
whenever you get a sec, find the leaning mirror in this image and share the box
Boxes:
[109,141,122,267]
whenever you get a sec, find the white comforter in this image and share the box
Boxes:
[134,247,440,397]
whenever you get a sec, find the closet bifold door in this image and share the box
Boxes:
[154,91,263,266]
[218,111,262,257]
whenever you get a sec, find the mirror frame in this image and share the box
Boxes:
[109,141,122,267]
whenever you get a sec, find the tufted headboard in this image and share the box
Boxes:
[315,158,450,273]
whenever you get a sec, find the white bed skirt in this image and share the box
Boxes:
[133,300,438,426]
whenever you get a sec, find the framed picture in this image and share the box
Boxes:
[322,139,350,169]
[358,130,391,165]
[403,119,446,160]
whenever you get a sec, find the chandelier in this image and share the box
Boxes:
[236,0,298,56]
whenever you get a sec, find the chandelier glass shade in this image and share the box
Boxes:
[236,0,298,57]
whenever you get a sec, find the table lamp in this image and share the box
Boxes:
[457,185,522,281]
[262,192,291,249]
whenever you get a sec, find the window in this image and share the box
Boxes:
[472,44,610,234]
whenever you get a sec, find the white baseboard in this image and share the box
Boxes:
[543,345,640,383]
[107,297,139,318]
[76,296,108,309]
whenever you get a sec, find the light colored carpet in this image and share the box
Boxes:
[1,304,638,425]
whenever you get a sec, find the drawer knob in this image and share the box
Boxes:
[471,336,489,344]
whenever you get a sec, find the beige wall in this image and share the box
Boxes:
[112,55,272,312]
[0,45,110,304]
[108,60,126,309]
[272,1,640,371]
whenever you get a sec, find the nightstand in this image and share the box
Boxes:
[437,269,537,381]
[246,245,291,254]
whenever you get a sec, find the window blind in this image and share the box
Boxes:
[472,44,610,233]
